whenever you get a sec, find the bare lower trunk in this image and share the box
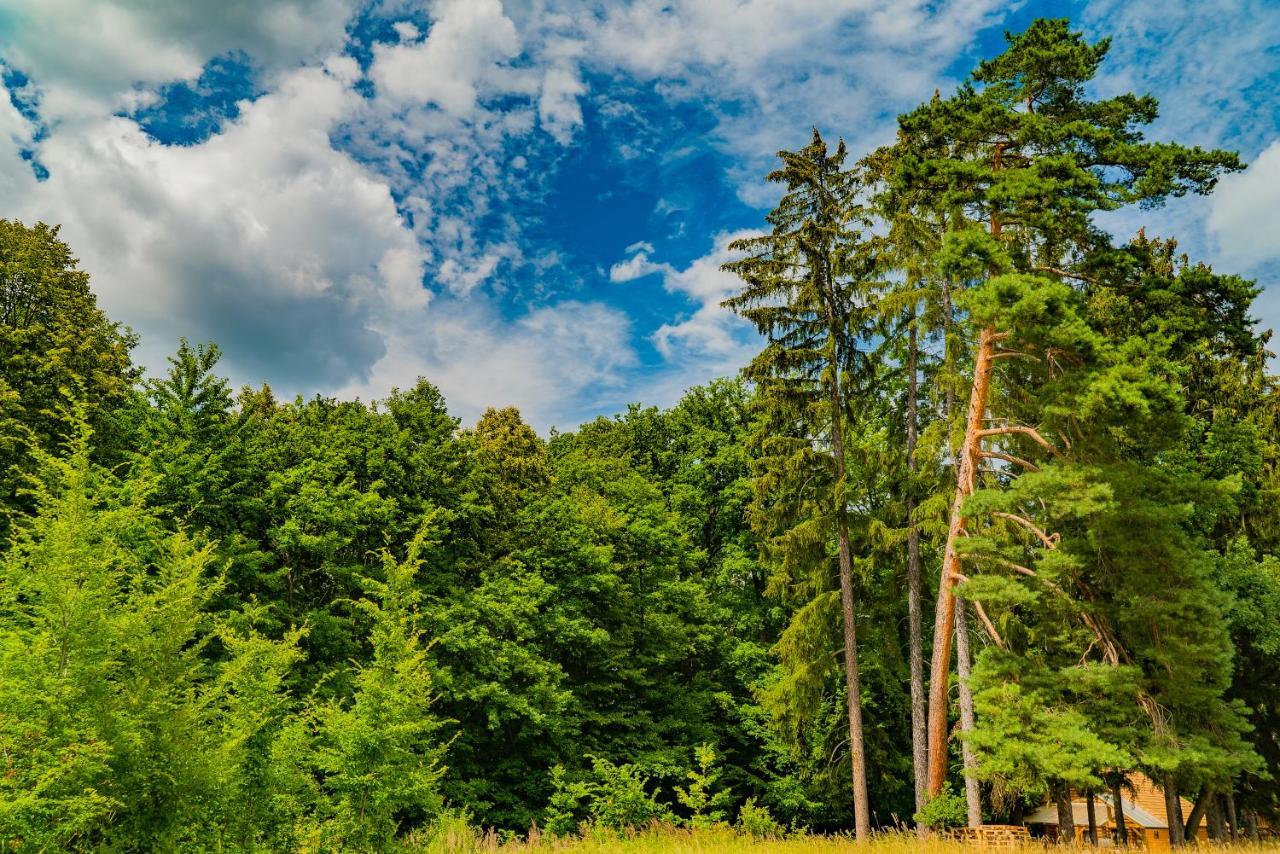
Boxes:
[831,389,870,840]
[1184,785,1211,842]
[837,516,870,839]
[1225,789,1239,841]
[906,318,926,829]
[906,317,927,828]
[1245,808,1259,841]
[954,599,981,827]
[1112,779,1128,845]
[1055,785,1076,845]
[1164,775,1185,848]
[1086,790,1098,845]
[1208,795,1225,841]
[926,324,997,796]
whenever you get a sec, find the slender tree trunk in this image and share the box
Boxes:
[1056,785,1077,845]
[1164,774,1185,848]
[1224,789,1239,841]
[926,323,997,796]
[1184,785,1211,842]
[1112,778,1129,846]
[954,599,981,826]
[830,388,871,840]
[1208,795,1225,841]
[906,314,928,830]
[1244,808,1259,841]
[1086,790,1098,845]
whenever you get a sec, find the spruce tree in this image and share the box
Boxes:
[723,129,878,837]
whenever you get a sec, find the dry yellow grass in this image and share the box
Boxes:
[407,823,1280,854]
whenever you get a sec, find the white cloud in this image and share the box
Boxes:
[1082,0,1280,155]
[370,0,524,115]
[0,0,360,118]
[1208,140,1280,270]
[11,57,429,388]
[341,296,637,430]
[538,65,585,144]
[554,0,1010,195]
[0,0,620,423]
[613,231,757,369]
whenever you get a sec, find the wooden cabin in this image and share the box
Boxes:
[1025,774,1208,850]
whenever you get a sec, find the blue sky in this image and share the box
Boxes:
[0,0,1276,430]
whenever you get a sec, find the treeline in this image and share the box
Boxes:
[1,17,1278,852]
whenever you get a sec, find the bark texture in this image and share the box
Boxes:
[926,323,997,796]
[1164,774,1185,848]
[1055,786,1076,845]
[954,599,981,826]
[1225,789,1239,841]
[1112,779,1128,845]
[906,318,927,827]
[831,386,870,840]
[1183,785,1211,841]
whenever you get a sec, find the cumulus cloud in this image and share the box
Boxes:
[9,57,429,389]
[340,296,637,429]
[612,232,757,370]
[0,0,359,117]
[370,0,524,115]
[1208,140,1280,270]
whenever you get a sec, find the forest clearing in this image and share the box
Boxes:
[412,826,1280,853]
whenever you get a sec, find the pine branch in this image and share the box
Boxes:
[980,450,1040,472]
[990,511,1059,547]
[977,424,1063,457]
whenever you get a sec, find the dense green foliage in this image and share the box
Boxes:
[1,18,1278,851]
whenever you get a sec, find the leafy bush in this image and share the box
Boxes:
[915,784,969,830]
[737,797,784,838]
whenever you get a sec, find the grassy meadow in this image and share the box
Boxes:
[403,824,1280,854]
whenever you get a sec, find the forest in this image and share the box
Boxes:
[1,18,1278,852]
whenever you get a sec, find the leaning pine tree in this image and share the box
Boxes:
[723,129,878,839]
[891,19,1245,801]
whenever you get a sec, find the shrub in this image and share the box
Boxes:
[915,784,969,830]
[737,798,784,839]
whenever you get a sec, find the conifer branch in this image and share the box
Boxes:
[970,599,1006,651]
[1032,265,1099,285]
[990,511,1059,547]
[991,349,1040,361]
[977,424,1062,457]
[980,450,1040,472]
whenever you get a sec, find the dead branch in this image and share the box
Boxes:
[970,599,1007,650]
[981,450,1041,472]
[991,511,1059,547]
[977,424,1063,457]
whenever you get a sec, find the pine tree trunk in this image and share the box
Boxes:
[1224,789,1239,841]
[1208,795,1225,841]
[1183,785,1211,842]
[1086,790,1098,845]
[954,598,981,827]
[926,323,997,796]
[830,389,871,840]
[1245,808,1259,841]
[1164,774,1185,848]
[1112,778,1128,845]
[906,316,928,829]
[1056,785,1076,845]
